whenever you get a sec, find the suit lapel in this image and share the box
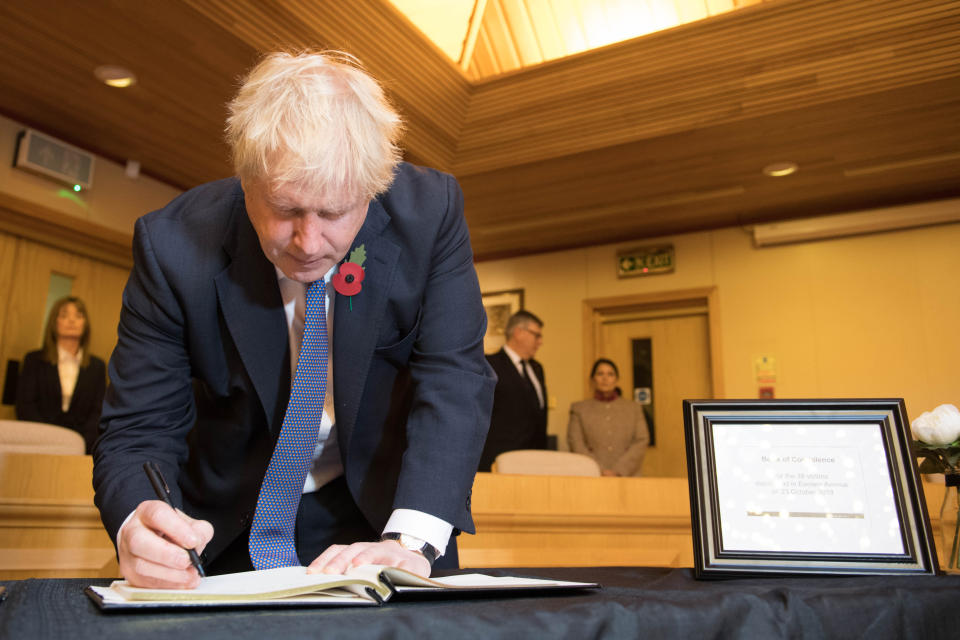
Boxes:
[332,198,400,450]
[214,194,288,431]
[44,360,63,411]
[67,364,87,414]
[497,349,526,385]
[499,349,542,410]
[531,359,546,391]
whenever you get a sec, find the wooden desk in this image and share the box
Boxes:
[460,473,693,568]
[0,453,117,579]
[461,472,951,571]
[0,455,949,577]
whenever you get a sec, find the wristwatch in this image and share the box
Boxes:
[381,532,440,567]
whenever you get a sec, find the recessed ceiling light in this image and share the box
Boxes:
[94,65,137,88]
[762,161,798,177]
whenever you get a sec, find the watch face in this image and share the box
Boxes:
[383,532,437,564]
[398,534,422,552]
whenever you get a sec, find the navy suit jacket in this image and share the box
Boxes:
[478,348,547,471]
[93,164,496,563]
[15,350,106,454]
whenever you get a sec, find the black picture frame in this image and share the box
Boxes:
[481,288,524,354]
[683,398,938,578]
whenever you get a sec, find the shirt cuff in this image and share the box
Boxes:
[382,509,453,557]
[116,509,136,553]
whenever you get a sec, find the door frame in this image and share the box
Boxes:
[581,287,724,399]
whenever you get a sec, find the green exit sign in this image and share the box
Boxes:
[617,245,675,278]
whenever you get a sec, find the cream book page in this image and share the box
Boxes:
[377,566,599,591]
[101,566,389,602]
[88,565,599,607]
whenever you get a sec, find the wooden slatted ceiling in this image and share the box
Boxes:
[0,1,255,188]
[454,0,960,176]
[0,0,469,185]
[0,0,956,261]
[459,76,960,257]
[465,0,768,80]
[184,0,471,172]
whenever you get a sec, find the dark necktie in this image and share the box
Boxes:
[249,279,328,569]
[521,360,542,408]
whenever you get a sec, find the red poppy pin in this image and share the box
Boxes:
[332,244,366,310]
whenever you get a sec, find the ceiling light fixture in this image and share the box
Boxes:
[762,161,798,177]
[94,65,137,88]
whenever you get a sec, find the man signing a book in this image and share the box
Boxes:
[92,50,496,588]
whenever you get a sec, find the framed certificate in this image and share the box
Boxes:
[481,288,524,354]
[683,399,939,578]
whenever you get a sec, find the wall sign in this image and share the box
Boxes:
[617,245,674,278]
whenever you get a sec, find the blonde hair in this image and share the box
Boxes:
[226,50,404,200]
[42,296,91,368]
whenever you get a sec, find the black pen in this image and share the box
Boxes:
[143,461,206,578]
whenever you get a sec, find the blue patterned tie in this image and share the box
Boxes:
[249,279,328,569]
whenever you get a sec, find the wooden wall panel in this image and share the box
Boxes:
[0,195,131,419]
[0,234,19,419]
[460,473,694,568]
[0,236,128,391]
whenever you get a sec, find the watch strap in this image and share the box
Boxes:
[381,532,439,566]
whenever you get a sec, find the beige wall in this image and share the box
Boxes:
[475,215,960,448]
[0,113,180,235]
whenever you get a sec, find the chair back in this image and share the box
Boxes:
[492,449,601,477]
[0,420,85,455]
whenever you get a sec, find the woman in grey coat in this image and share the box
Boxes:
[567,358,650,477]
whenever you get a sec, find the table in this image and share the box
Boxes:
[3,567,960,639]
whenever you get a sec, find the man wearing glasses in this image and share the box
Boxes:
[478,310,548,471]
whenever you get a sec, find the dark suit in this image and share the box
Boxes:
[478,348,547,471]
[15,349,106,454]
[92,164,496,566]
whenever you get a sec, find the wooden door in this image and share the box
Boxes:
[597,307,712,477]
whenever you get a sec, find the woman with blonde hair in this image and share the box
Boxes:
[568,358,650,477]
[16,296,106,453]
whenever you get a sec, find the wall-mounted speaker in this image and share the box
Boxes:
[13,128,95,190]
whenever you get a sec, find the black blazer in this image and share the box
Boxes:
[478,348,547,471]
[92,164,496,563]
[15,349,106,454]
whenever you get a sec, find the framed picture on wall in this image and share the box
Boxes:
[481,289,524,355]
[683,398,939,578]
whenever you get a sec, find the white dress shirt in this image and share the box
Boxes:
[277,268,343,492]
[502,344,544,408]
[279,267,452,556]
[57,347,82,412]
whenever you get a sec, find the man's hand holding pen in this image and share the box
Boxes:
[118,499,214,589]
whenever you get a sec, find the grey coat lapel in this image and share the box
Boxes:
[214,200,288,431]
[333,199,400,450]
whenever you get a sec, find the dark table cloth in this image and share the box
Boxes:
[2,566,960,639]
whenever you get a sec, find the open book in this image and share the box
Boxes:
[86,565,599,610]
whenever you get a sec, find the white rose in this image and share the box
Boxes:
[911,403,960,445]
